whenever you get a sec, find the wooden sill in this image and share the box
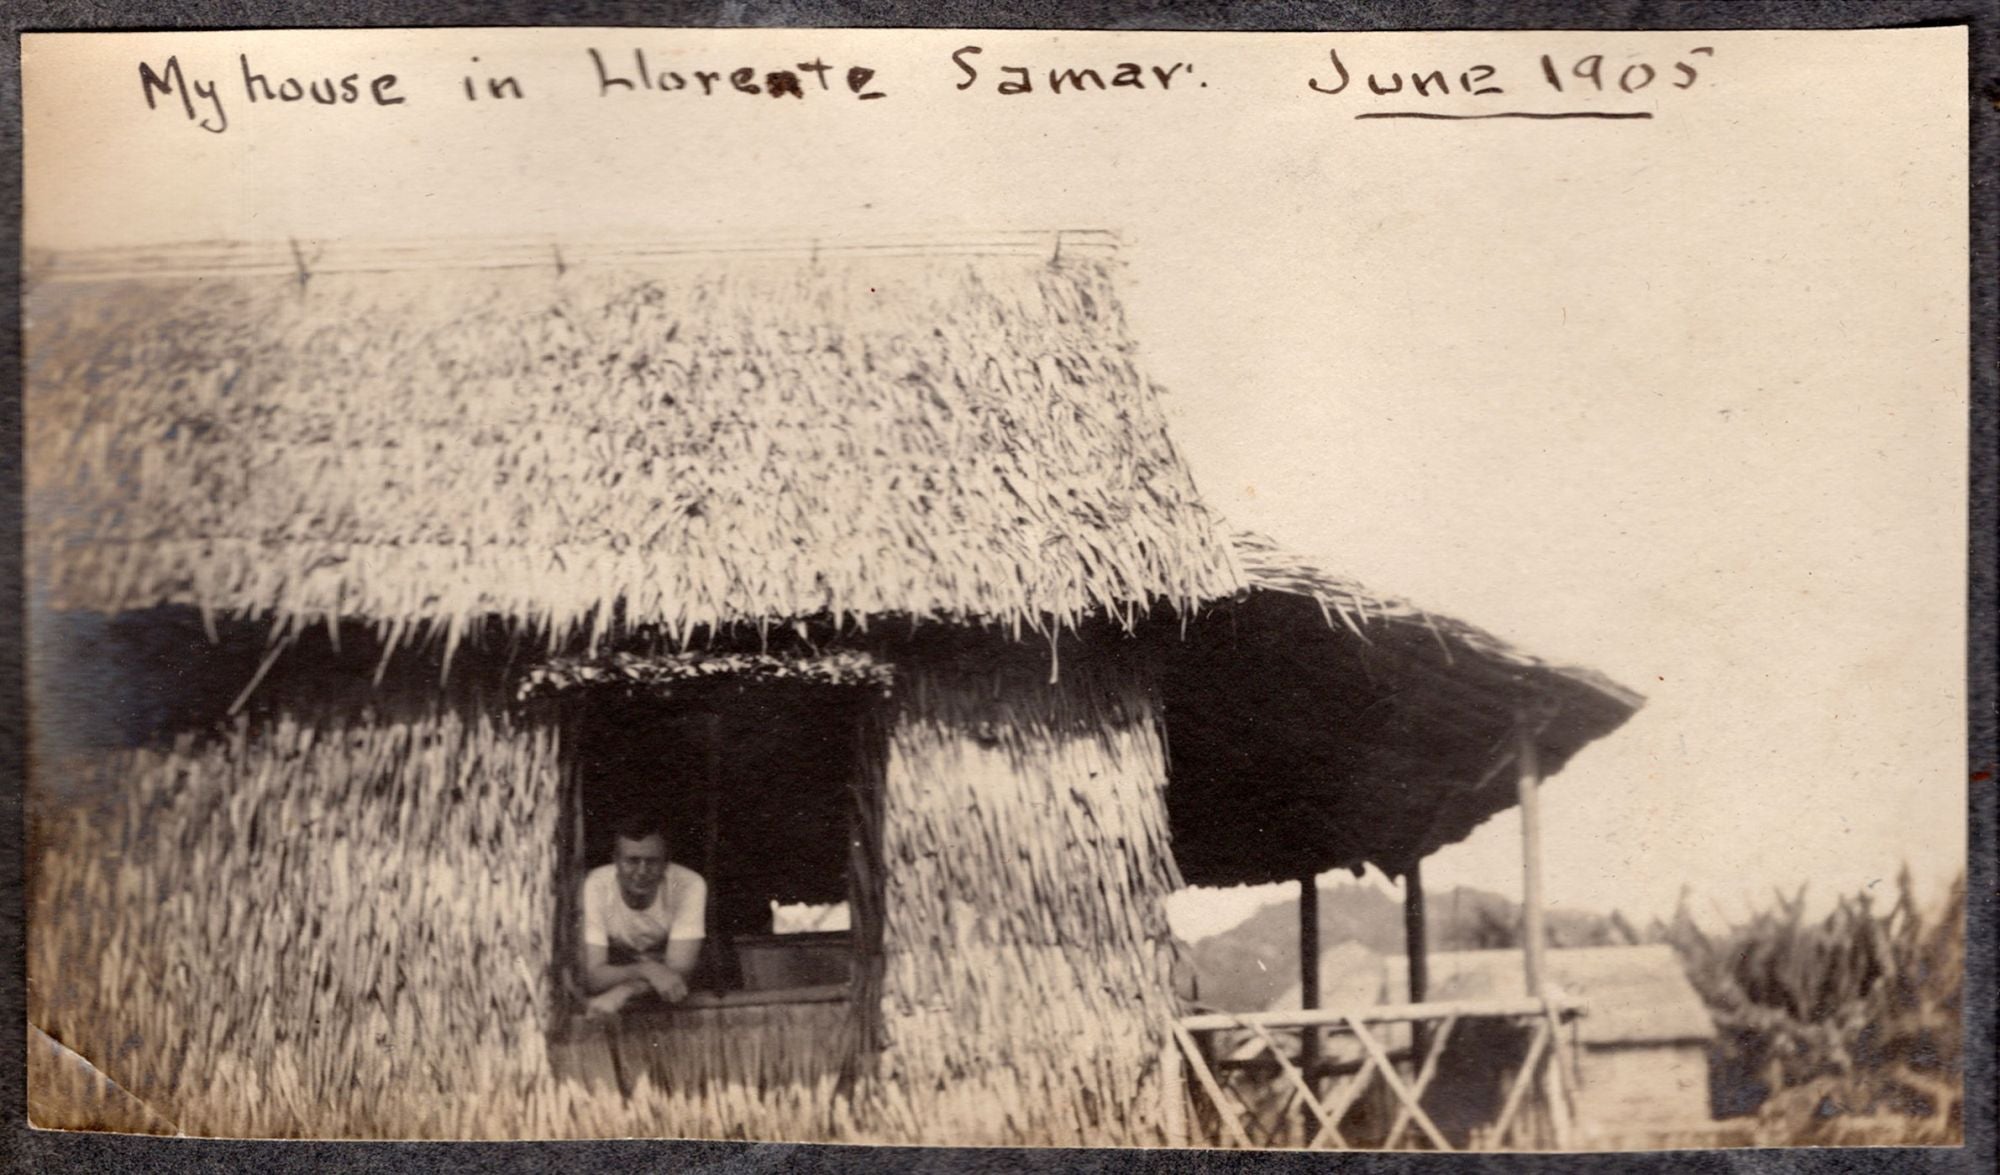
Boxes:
[677,984,849,1009]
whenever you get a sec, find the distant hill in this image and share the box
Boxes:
[1187,879,1632,1012]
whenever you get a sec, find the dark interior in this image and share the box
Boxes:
[566,681,872,994]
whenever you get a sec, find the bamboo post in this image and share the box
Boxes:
[571,737,587,862]
[1515,724,1546,998]
[1298,875,1321,1007]
[701,709,725,987]
[1405,859,1430,1070]
[1160,1037,1188,1147]
[565,735,586,1003]
[1297,871,1320,1135]
[702,710,723,878]
[1404,861,1428,1002]
[1540,1001,1576,1149]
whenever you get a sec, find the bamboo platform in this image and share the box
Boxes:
[1165,996,1587,1151]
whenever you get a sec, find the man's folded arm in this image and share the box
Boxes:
[579,940,653,995]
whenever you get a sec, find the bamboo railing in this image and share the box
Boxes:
[1163,997,1586,1151]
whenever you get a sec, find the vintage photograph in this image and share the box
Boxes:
[21,27,1970,1149]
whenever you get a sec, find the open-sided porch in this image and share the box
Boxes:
[1154,544,1642,1149]
[1167,996,1585,1150]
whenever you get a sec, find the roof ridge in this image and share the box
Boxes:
[28,229,1124,283]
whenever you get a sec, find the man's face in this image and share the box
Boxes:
[613,832,669,908]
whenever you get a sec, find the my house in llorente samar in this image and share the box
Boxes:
[26,231,1641,1144]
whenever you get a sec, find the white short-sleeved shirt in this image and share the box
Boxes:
[580,862,706,955]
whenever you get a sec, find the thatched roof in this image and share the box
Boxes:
[26,232,1236,652]
[1162,533,1643,886]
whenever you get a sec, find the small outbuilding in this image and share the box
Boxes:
[1384,945,1716,1146]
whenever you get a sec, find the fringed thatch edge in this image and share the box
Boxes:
[518,649,894,701]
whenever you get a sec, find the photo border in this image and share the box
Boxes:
[2,3,1990,1172]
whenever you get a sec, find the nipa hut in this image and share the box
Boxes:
[25,231,1642,1144]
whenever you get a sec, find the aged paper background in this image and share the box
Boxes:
[22,26,1969,1145]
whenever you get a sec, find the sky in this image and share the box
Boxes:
[23,28,1970,934]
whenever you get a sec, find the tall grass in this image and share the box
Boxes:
[1654,868,1964,1145]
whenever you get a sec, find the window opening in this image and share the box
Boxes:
[560,680,877,1006]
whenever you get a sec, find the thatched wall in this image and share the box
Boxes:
[27,241,1236,651]
[28,688,906,1141]
[28,702,568,1137]
[27,630,1193,1143]
[866,644,1184,1146]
